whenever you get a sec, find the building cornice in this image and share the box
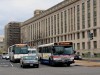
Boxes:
[22,0,80,27]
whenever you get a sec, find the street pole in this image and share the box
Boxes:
[88,32,94,58]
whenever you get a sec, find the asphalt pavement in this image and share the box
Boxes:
[0,58,100,75]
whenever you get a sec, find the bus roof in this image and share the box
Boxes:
[38,41,73,47]
[14,44,27,45]
[38,43,54,47]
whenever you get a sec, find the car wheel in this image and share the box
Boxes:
[35,64,39,68]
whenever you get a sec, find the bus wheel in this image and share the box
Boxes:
[67,63,70,67]
[49,59,55,66]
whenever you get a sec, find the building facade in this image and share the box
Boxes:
[4,22,21,51]
[0,35,4,53]
[21,0,100,56]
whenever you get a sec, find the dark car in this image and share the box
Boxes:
[74,55,82,60]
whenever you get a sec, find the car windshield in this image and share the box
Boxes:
[23,56,36,60]
[53,46,73,55]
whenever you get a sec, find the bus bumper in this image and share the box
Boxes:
[53,60,75,64]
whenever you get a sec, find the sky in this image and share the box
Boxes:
[0,0,63,36]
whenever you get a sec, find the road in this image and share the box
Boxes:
[0,58,100,75]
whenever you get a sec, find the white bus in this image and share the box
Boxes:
[38,41,75,66]
[8,44,29,62]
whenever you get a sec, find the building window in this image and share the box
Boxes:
[77,5,80,30]
[64,10,67,33]
[71,34,72,40]
[82,31,85,38]
[54,15,56,35]
[93,29,97,37]
[57,37,59,42]
[77,43,80,50]
[71,8,73,31]
[87,0,91,28]
[48,17,50,36]
[74,6,76,31]
[61,36,63,41]
[93,0,97,26]
[82,3,85,29]
[51,16,53,36]
[93,41,97,49]
[77,32,80,39]
[61,12,63,34]
[87,41,91,49]
[82,42,85,49]
[74,43,75,49]
[74,33,75,40]
[68,9,70,32]
[87,30,90,38]
[57,14,59,34]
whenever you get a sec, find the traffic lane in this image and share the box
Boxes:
[0,59,100,75]
[0,65,100,75]
[0,59,13,67]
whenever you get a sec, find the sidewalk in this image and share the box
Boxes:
[83,57,100,61]
[74,60,100,67]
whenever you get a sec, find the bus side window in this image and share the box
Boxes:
[12,50,14,52]
[43,47,46,53]
[52,47,55,53]
[48,47,51,53]
[39,47,42,53]
[45,47,48,53]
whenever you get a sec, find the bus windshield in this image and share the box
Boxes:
[53,46,73,55]
[14,47,28,54]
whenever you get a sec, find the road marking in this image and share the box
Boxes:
[1,63,5,64]
[0,65,8,67]
[10,63,13,67]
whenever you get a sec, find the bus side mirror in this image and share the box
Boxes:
[74,51,76,54]
[52,48,55,53]
[12,50,14,52]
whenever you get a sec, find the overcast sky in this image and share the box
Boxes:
[0,0,63,35]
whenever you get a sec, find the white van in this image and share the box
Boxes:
[28,48,38,56]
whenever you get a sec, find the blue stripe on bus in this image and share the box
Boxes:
[41,59,49,64]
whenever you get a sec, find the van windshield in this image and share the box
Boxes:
[28,50,37,54]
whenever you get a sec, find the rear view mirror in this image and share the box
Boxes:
[52,48,55,53]
[74,50,76,54]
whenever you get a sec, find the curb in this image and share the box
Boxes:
[74,60,100,67]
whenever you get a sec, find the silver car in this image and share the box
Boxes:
[20,55,39,68]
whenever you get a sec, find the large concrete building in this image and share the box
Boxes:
[0,35,4,53]
[4,22,21,51]
[21,0,100,56]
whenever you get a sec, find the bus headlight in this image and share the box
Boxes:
[70,57,74,61]
[53,58,61,60]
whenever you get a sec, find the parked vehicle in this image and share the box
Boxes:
[74,55,82,60]
[2,54,7,59]
[20,55,39,68]
[1,53,8,59]
[5,54,9,60]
